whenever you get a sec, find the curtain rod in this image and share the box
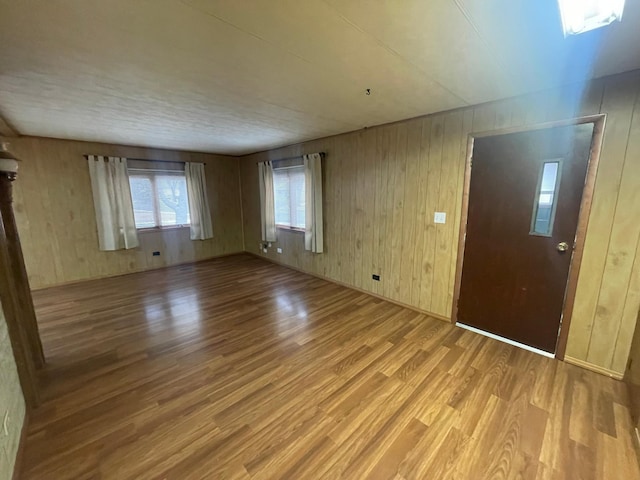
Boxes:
[256,152,325,165]
[83,155,206,165]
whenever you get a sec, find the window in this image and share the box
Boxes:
[273,166,305,229]
[530,161,561,236]
[129,171,190,229]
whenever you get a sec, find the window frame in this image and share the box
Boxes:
[128,168,191,232]
[273,165,306,232]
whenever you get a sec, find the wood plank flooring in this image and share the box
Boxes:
[20,254,640,479]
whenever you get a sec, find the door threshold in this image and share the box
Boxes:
[455,322,555,358]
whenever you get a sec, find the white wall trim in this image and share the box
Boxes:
[455,322,555,358]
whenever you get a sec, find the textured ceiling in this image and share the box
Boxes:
[1,0,639,155]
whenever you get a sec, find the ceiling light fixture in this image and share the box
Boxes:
[558,0,625,36]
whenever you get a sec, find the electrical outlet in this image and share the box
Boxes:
[434,212,446,224]
[276,247,282,254]
[372,274,380,281]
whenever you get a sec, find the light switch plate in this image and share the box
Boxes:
[276,248,282,254]
[434,212,446,224]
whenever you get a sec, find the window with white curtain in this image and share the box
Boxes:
[129,170,191,229]
[273,166,305,229]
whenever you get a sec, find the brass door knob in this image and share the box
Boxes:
[557,242,569,252]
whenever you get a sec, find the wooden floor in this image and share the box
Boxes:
[20,254,640,479]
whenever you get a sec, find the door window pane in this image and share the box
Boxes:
[530,161,561,236]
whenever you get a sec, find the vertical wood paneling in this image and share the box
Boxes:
[0,303,25,479]
[382,125,399,300]
[409,118,431,307]
[6,137,244,289]
[373,129,389,295]
[615,239,640,373]
[399,120,422,306]
[325,137,339,280]
[236,70,640,376]
[330,136,345,281]
[353,131,366,290]
[567,73,640,362]
[360,128,377,292]
[419,116,444,312]
[594,83,640,372]
[449,110,474,311]
[389,124,409,300]
[342,134,356,286]
[432,111,464,316]
[625,308,640,430]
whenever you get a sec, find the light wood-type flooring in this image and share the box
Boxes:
[20,254,640,479]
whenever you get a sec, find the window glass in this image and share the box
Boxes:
[274,170,291,226]
[156,175,190,226]
[273,167,305,229]
[129,172,190,229]
[130,176,156,229]
[531,161,561,236]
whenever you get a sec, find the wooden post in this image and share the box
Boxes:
[0,150,43,407]
[0,175,45,366]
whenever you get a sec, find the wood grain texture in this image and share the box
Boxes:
[0,300,27,479]
[0,113,18,137]
[2,136,244,289]
[10,411,28,480]
[19,254,640,479]
[239,70,640,376]
[624,309,640,436]
[574,74,640,370]
[458,123,595,354]
[0,174,41,408]
[0,173,45,369]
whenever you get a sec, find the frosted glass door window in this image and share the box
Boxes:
[530,161,561,236]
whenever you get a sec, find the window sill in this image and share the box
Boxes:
[137,225,191,234]
[276,225,305,234]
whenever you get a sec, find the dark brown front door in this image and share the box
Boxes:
[457,123,594,353]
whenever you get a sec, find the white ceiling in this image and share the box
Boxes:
[0,0,639,155]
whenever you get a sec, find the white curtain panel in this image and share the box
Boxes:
[258,161,277,242]
[185,162,214,240]
[304,153,324,253]
[87,156,139,251]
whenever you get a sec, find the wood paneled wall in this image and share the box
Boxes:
[2,137,244,289]
[625,309,640,434]
[239,70,640,376]
[0,301,26,478]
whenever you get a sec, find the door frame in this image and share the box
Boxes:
[450,114,606,360]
